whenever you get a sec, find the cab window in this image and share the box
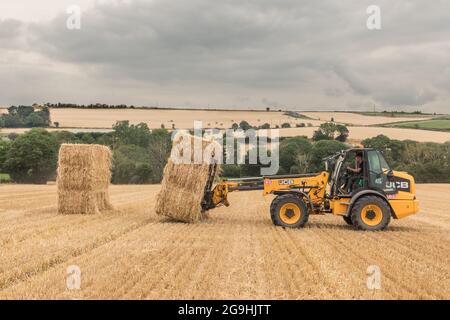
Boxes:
[379,153,391,172]
[368,150,384,190]
[367,150,393,192]
[368,151,382,174]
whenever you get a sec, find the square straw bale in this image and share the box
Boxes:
[155,134,221,222]
[57,144,113,214]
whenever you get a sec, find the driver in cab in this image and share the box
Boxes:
[345,152,364,193]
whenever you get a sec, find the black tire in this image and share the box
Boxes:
[270,194,308,228]
[270,197,278,221]
[342,215,353,225]
[351,196,391,231]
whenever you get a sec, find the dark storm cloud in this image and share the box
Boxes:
[1,0,450,110]
[29,0,338,87]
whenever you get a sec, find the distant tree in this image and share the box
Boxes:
[111,128,171,184]
[147,128,172,182]
[3,129,58,183]
[132,163,152,183]
[112,147,138,184]
[1,105,50,128]
[320,122,337,139]
[96,132,114,146]
[279,136,312,173]
[309,140,348,172]
[0,140,11,171]
[312,122,349,142]
[51,131,78,144]
[36,107,51,125]
[281,122,291,128]
[80,133,95,144]
[2,114,23,127]
[239,120,252,131]
[25,113,46,127]
[54,121,60,128]
[361,135,404,164]
[112,121,151,148]
[335,124,349,142]
[259,123,271,129]
[312,129,329,141]
[10,106,34,119]
[231,123,239,130]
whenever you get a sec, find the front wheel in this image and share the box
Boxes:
[351,196,391,231]
[270,194,309,228]
[342,215,353,225]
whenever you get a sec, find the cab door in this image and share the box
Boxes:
[367,150,396,195]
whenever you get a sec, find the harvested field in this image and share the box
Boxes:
[277,127,450,143]
[301,112,431,126]
[50,108,323,129]
[0,184,448,299]
[3,108,449,143]
[50,108,433,129]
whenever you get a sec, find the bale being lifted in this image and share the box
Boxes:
[155,133,221,223]
[57,144,113,214]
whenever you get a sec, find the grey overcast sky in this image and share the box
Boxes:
[1,0,449,112]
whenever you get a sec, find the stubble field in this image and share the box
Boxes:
[3,108,450,143]
[277,126,450,143]
[0,184,448,299]
[50,108,322,129]
[300,112,431,125]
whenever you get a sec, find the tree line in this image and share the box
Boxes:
[45,103,132,109]
[231,120,323,131]
[0,106,51,128]
[223,134,450,183]
[0,121,172,184]
[1,122,449,183]
[362,135,450,183]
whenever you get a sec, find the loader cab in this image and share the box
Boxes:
[331,148,395,197]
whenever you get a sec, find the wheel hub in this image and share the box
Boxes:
[360,204,384,227]
[366,210,376,220]
[285,208,295,218]
[279,202,302,225]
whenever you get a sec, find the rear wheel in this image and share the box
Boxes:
[270,194,308,228]
[351,196,391,231]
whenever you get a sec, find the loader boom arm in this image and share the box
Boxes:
[202,172,330,212]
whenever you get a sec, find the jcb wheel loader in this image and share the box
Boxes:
[202,148,419,231]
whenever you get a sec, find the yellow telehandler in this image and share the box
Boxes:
[201,148,419,231]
